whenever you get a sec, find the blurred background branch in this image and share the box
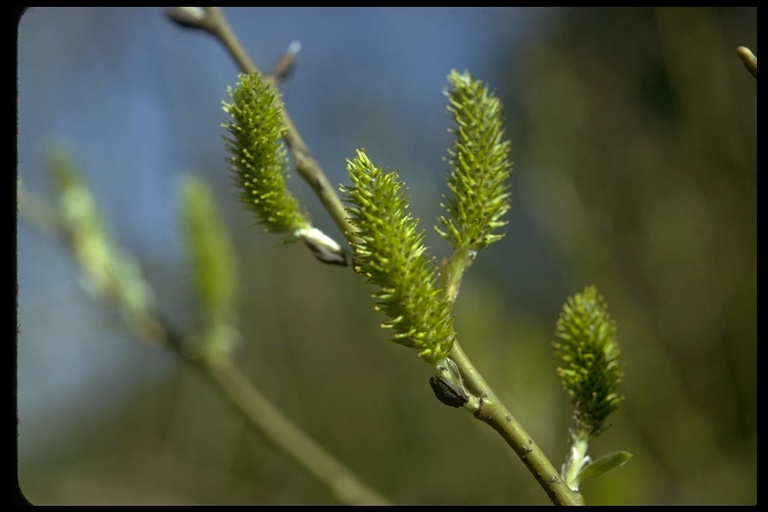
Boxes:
[17,169,390,505]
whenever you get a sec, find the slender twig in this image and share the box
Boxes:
[160,320,392,506]
[450,342,584,506]
[268,40,302,82]
[198,7,258,76]
[17,180,391,506]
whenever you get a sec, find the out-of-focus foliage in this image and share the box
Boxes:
[179,175,240,368]
[505,6,755,504]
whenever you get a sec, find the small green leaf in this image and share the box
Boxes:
[577,451,633,484]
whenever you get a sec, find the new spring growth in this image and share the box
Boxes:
[554,286,628,491]
[342,150,456,364]
[222,72,347,265]
[438,70,513,253]
[430,357,480,410]
[180,175,240,368]
[554,286,624,437]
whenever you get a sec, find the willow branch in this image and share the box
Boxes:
[439,240,583,504]
[449,342,584,506]
[17,180,390,506]
[160,321,392,506]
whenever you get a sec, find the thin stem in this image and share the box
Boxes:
[442,246,475,304]
[199,7,258,76]
[161,325,392,506]
[206,364,391,505]
[450,342,584,506]
[268,40,302,82]
[442,243,583,505]
[199,7,358,243]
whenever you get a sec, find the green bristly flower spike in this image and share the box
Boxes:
[554,286,624,436]
[222,72,347,265]
[438,69,513,253]
[223,72,309,235]
[341,149,456,364]
[553,286,630,491]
